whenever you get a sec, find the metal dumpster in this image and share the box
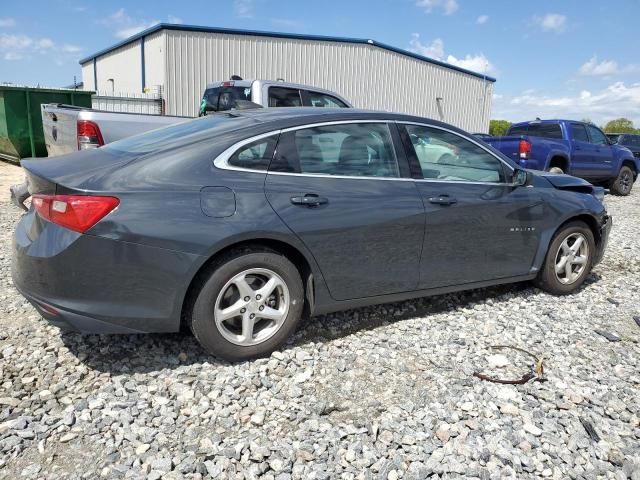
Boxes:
[0,85,93,163]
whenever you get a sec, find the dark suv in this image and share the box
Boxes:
[607,133,640,159]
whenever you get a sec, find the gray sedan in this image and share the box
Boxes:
[13,108,611,360]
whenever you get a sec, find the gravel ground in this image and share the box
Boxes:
[0,161,639,479]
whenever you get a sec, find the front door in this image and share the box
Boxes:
[586,124,615,181]
[265,122,425,300]
[399,123,545,289]
[567,122,594,178]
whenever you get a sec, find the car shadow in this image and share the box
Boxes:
[59,274,600,372]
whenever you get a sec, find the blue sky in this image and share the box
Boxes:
[1,0,639,125]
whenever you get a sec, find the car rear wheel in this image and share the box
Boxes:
[610,166,634,196]
[190,250,304,361]
[535,221,595,295]
[548,166,564,174]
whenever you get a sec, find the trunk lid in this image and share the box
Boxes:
[21,148,137,196]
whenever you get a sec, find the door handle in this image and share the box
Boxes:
[290,194,329,207]
[428,195,457,206]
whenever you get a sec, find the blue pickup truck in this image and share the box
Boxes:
[485,119,639,195]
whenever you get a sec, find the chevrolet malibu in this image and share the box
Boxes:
[13,109,611,361]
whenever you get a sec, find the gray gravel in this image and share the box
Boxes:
[1,164,639,479]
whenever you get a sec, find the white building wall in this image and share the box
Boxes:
[143,31,166,91]
[94,41,142,94]
[163,31,493,132]
[81,63,94,90]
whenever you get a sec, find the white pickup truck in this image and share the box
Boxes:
[41,79,351,157]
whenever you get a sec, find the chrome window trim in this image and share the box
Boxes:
[213,119,520,187]
[213,131,282,173]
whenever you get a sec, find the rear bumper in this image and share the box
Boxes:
[12,211,202,334]
[594,214,611,266]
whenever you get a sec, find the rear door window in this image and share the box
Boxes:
[508,123,563,139]
[271,123,400,178]
[268,87,303,107]
[570,124,590,142]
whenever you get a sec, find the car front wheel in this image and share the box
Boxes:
[535,221,595,295]
[190,249,304,361]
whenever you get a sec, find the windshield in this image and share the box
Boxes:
[201,86,252,114]
[103,114,252,155]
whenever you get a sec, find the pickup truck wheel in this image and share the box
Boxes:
[610,166,634,196]
[535,221,595,295]
[190,250,304,361]
[548,167,564,174]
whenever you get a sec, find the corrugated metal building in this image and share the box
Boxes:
[79,24,495,132]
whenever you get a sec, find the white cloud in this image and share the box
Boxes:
[167,15,183,24]
[578,56,640,77]
[0,18,16,28]
[409,34,444,59]
[116,22,158,39]
[62,44,82,53]
[101,8,160,39]
[235,0,254,18]
[409,34,495,75]
[416,0,458,15]
[492,82,640,126]
[446,53,494,75]
[535,13,567,33]
[4,51,22,61]
[476,15,489,25]
[0,33,81,62]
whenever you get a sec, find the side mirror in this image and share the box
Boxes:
[512,168,529,187]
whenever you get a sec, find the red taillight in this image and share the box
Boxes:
[518,139,532,159]
[32,194,119,233]
[77,120,104,150]
[221,81,235,87]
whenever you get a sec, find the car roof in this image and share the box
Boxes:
[209,107,462,132]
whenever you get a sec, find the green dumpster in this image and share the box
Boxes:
[0,85,94,163]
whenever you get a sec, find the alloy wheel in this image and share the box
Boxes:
[214,268,290,346]
[619,171,632,194]
[554,233,589,285]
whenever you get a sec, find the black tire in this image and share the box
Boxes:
[535,221,595,295]
[548,166,564,174]
[190,249,304,361]
[609,166,634,196]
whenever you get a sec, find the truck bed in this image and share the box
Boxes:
[42,104,189,157]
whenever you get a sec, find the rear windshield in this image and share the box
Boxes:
[103,114,251,155]
[508,123,563,139]
[201,86,252,113]
[620,134,640,147]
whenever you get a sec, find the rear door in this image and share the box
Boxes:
[399,123,544,289]
[265,121,425,300]
[567,123,593,178]
[586,124,615,180]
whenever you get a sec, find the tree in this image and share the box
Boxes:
[603,118,635,133]
[489,120,511,136]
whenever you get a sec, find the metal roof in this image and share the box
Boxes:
[79,23,497,83]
